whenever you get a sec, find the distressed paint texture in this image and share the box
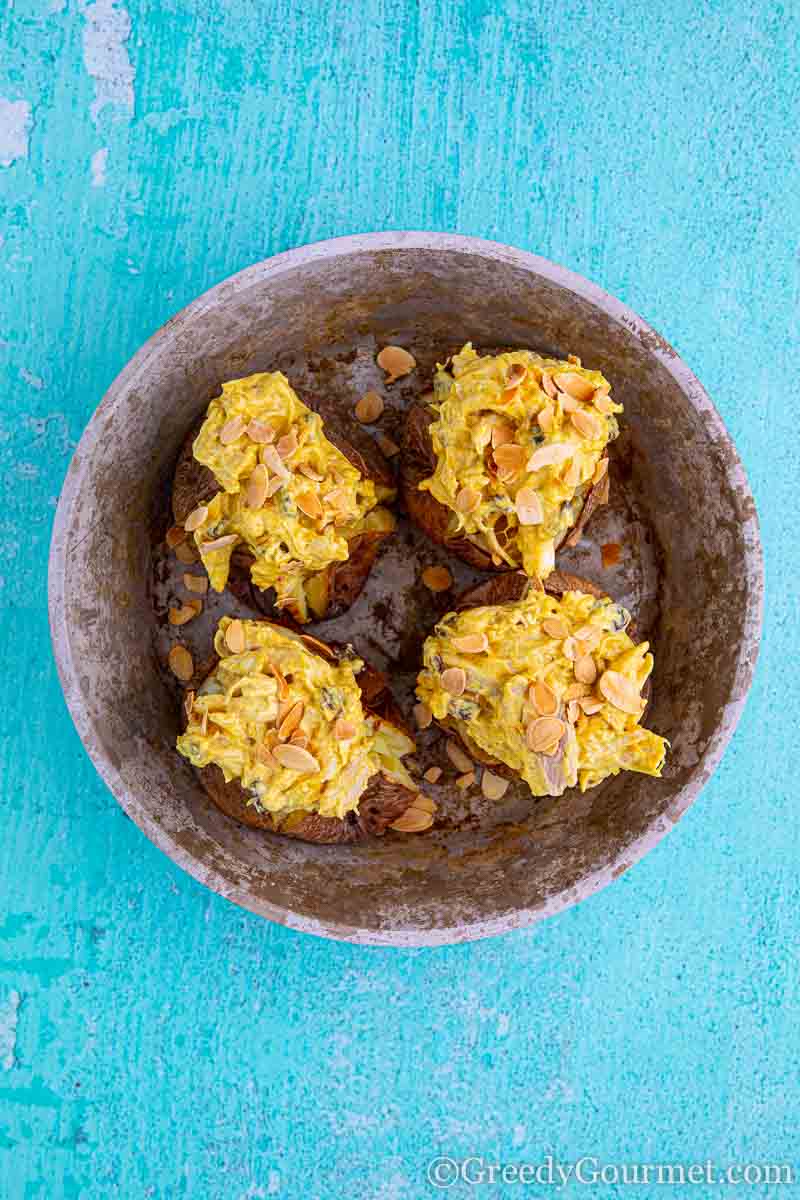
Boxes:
[0,0,798,1197]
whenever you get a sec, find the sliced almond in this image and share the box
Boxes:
[526,716,566,754]
[272,744,320,772]
[299,463,325,481]
[261,444,290,479]
[183,690,195,718]
[246,463,269,509]
[255,744,278,768]
[168,600,202,626]
[530,680,558,716]
[555,371,596,402]
[168,644,194,682]
[580,698,604,715]
[266,475,285,498]
[225,619,246,653]
[296,491,324,520]
[493,443,527,475]
[333,718,356,741]
[451,632,489,654]
[598,670,643,715]
[413,702,433,730]
[278,701,304,741]
[542,616,569,640]
[571,409,603,440]
[567,699,581,724]
[270,662,289,700]
[219,415,246,445]
[491,421,515,448]
[184,505,208,533]
[593,390,615,415]
[411,793,436,815]
[198,533,238,554]
[562,636,578,661]
[515,486,543,526]
[290,732,309,749]
[446,739,473,773]
[574,654,598,685]
[592,457,609,486]
[174,540,199,564]
[540,370,558,398]
[166,524,187,548]
[441,667,467,696]
[421,565,452,592]
[276,430,298,459]
[183,573,209,595]
[424,766,443,784]
[506,362,527,387]
[375,432,401,458]
[276,699,294,725]
[377,345,416,383]
[390,806,434,833]
[561,457,582,489]
[527,443,574,471]
[574,624,602,651]
[537,405,555,434]
[246,418,277,444]
[559,392,580,413]
[455,486,480,514]
[354,391,384,423]
[564,681,591,700]
[481,769,509,801]
[453,771,473,791]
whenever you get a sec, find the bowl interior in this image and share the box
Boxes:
[50,235,762,944]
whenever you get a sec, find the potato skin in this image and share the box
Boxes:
[170,418,393,621]
[401,401,610,570]
[181,623,421,845]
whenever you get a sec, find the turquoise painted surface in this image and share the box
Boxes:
[0,0,797,1195]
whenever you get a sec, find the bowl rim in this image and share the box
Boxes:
[48,231,765,946]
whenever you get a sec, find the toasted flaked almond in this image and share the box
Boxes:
[454,486,480,514]
[333,718,356,741]
[183,572,209,595]
[593,457,609,486]
[571,409,603,440]
[183,690,195,718]
[166,524,187,548]
[219,415,246,445]
[184,505,208,533]
[456,771,475,790]
[168,644,194,682]
[593,389,615,415]
[537,405,555,434]
[506,361,527,387]
[265,475,285,498]
[598,670,643,714]
[270,662,289,700]
[278,701,305,741]
[441,667,467,696]
[174,540,199,564]
[390,806,434,833]
[296,490,324,520]
[567,699,581,724]
[560,392,580,413]
[542,616,569,640]
[580,698,604,715]
[574,654,597,685]
[375,432,401,458]
[224,619,246,653]
[451,632,489,654]
[574,624,602,650]
[246,418,277,444]
[481,769,509,800]
[276,699,293,725]
[290,732,309,749]
[261,444,290,479]
[255,744,278,768]
[276,430,298,459]
[413,702,432,730]
[246,463,269,509]
[501,385,521,403]
[354,390,384,423]
[530,680,558,716]
[377,345,416,383]
[272,744,320,772]
[528,442,574,471]
[298,463,325,481]
[491,421,516,448]
[493,443,527,475]
[198,533,238,554]
[411,793,436,815]
[424,766,443,784]
[562,636,578,661]
[555,371,596,402]
[168,600,202,626]
[421,565,452,592]
[541,370,558,398]
[526,716,566,754]
[564,681,591,700]
[515,486,544,526]
[323,486,349,510]
[446,739,473,772]
[562,458,582,489]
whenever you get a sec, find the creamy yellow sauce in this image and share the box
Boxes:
[417,586,666,797]
[419,344,621,578]
[177,618,417,821]
[187,372,395,621]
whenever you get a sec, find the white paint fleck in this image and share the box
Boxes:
[496,1011,510,1035]
[0,99,33,167]
[267,1174,280,1196]
[143,108,191,134]
[513,1123,527,1147]
[0,990,20,1070]
[91,146,109,186]
[81,1,135,124]
[20,367,45,390]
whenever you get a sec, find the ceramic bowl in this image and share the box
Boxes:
[48,233,763,945]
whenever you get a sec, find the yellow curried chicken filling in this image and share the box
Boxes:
[185,372,395,621]
[416,586,667,797]
[177,618,417,821]
[419,344,621,578]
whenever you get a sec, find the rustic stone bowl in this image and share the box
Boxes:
[48,233,763,946]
